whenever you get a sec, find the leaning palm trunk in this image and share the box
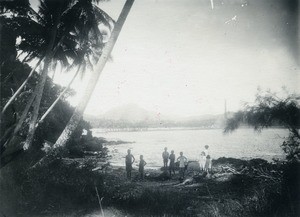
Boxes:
[1,57,44,118]
[23,58,52,149]
[23,18,61,150]
[54,0,134,148]
[1,88,36,154]
[36,65,81,128]
[9,36,65,139]
[33,0,135,167]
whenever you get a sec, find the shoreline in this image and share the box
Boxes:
[106,155,285,171]
[92,126,288,133]
[8,156,297,217]
[95,156,295,217]
[100,156,279,178]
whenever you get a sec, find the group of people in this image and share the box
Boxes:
[125,145,212,180]
[162,145,212,179]
[125,149,147,180]
[162,147,187,178]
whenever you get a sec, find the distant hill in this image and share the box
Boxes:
[101,103,159,122]
[84,104,229,129]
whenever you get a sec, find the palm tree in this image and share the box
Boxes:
[34,0,135,167]
[0,0,114,166]
[1,0,113,120]
[54,0,135,148]
[24,0,116,150]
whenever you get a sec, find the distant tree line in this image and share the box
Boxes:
[88,117,220,129]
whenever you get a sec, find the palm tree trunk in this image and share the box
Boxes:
[53,0,134,148]
[36,65,81,127]
[1,57,43,118]
[4,35,65,139]
[23,16,62,150]
[23,56,55,150]
[12,90,36,135]
[0,92,36,158]
[32,0,135,167]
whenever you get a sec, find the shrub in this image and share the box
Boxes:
[14,159,104,214]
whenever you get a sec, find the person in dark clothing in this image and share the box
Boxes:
[125,149,135,180]
[169,150,176,176]
[162,147,169,169]
[139,155,147,180]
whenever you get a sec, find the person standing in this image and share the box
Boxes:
[139,155,147,180]
[162,147,169,169]
[125,149,135,180]
[169,150,176,176]
[177,151,187,180]
[199,151,206,171]
[203,145,212,172]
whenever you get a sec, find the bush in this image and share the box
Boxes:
[2,158,104,215]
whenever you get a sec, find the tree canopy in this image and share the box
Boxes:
[224,89,300,161]
[0,0,115,167]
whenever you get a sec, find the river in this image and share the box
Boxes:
[92,128,289,169]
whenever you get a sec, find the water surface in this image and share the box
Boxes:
[93,128,288,169]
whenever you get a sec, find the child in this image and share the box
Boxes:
[125,149,135,180]
[139,155,147,180]
[169,150,176,176]
[199,151,206,171]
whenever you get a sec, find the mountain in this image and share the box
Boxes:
[84,104,228,129]
[100,103,159,122]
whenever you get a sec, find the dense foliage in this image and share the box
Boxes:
[0,0,114,159]
[0,57,109,216]
[0,2,111,215]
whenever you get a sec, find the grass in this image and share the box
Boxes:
[1,158,299,217]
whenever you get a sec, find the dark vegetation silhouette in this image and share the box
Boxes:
[0,0,116,215]
[0,0,114,167]
[223,89,300,217]
[224,89,300,161]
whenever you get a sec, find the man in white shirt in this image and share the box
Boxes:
[177,151,187,180]
[204,145,212,172]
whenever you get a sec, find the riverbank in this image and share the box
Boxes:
[2,157,299,217]
[97,157,299,217]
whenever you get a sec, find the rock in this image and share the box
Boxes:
[187,161,200,171]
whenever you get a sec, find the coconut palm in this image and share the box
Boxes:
[55,0,135,148]
[23,0,115,150]
[1,0,113,121]
[0,0,114,165]
[33,0,135,168]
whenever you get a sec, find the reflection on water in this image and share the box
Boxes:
[93,128,288,169]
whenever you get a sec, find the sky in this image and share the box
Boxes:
[35,0,299,117]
